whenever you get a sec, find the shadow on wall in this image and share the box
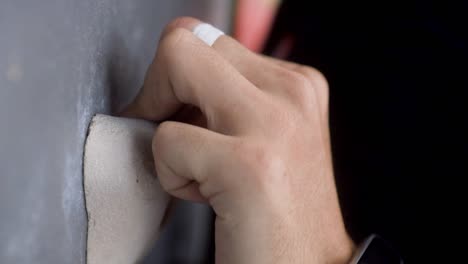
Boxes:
[104,32,142,114]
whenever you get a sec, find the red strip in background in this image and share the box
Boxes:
[234,0,280,52]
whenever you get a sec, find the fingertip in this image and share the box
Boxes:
[119,101,140,118]
[152,121,176,155]
[169,181,208,203]
[118,91,151,120]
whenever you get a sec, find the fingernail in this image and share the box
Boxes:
[192,23,224,46]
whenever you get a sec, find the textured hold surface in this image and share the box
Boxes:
[84,114,169,264]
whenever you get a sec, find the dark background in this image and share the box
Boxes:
[265,1,467,262]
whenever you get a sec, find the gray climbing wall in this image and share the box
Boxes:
[0,1,231,263]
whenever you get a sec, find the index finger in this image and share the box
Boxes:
[122,18,259,134]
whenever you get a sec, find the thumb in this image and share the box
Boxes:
[153,121,233,203]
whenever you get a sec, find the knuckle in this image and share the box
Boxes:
[230,139,252,164]
[160,16,196,40]
[152,121,178,151]
[283,70,317,107]
[296,66,328,89]
[283,66,330,112]
[251,147,283,177]
[158,27,202,76]
[232,140,285,187]
[159,27,191,57]
[285,70,312,91]
[296,66,329,101]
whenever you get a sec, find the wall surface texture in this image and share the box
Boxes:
[0,1,231,263]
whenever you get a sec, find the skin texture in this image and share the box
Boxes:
[123,17,355,264]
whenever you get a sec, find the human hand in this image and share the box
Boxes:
[123,17,354,264]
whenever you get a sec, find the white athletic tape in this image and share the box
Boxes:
[192,23,225,46]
